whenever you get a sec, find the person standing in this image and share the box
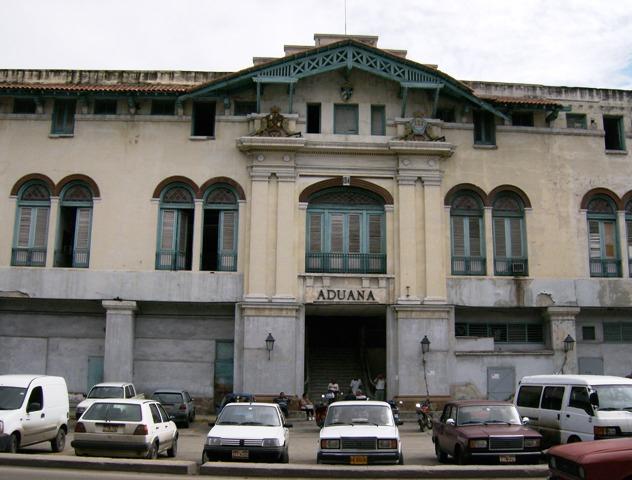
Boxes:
[372,373,386,401]
[327,378,340,399]
[350,377,363,395]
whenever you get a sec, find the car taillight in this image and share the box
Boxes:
[74,422,86,433]
[179,404,187,410]
[133,424,148,435]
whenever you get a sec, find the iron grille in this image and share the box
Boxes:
[341,437,376,450]
[220,438,263,447]
[489,436,524,451]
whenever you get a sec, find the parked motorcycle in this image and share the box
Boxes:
[415,398,433,431]
[315,390,337,427]
[388,399,404,425]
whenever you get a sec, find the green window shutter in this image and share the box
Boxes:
[160,209,176,250]
[33,207,49,248]
[452,216,465,256]
[348,214,361,253]
[588,220,601,258]
[603,221,616,258]
[509,217,523,257]
[330,213,344,252]
[17,207,33,247]
[627,220,632,257]
[74,208,92,250]
[603,323,620,342]
[220,211,236,252]
[494,217,507,257]
[334,105,358,134]
[309,213,322,252]
[469,217,482,256]
[368,214,382,254]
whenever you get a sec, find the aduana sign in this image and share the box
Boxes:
[316,288,377,302]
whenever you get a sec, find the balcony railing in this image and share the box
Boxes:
[155,251,189,271]
[451,256,486,275]
[216,252,237,272]
[590,258,621,277]
[11,248,47,267]
[495,257,529,276]
[305,252,386,274]
[54,248,90,268]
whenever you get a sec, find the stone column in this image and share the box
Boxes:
[102,300,137,382]
[245,170,270,301]
[191,198,203,272]
[546,306,580,374]
[273,170,297,302]
[484,207,494,276]
[617,211,629,278]
[397,175,420,303]
[422,173,447,303]
[45,197,59,268]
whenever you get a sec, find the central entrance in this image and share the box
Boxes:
[304,305,386,401]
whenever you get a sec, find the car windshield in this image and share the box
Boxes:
[593,385,632,411]
[87,386,125,399]
[457,405,522,426]
[216,404,280,426]
[82,402,142,422]
[0,386,27,410]
[324,405,394,426]
[152,393,183,404]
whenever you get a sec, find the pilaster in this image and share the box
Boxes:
[191,199,203,272]
[45,197,59,268]
[617,211,629,278]
[546,306,580,374]
[484,206,494,276]
[102,300,137,382]
[397,175,420,303]
[245,170,270,301]
[273,171,297,302]
[421,173,447,303]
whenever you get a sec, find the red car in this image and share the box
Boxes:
[432,400,542,465]
[548,438,632,480]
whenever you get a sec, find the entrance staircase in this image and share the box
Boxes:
[306,345,368,401]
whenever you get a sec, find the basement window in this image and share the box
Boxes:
[603,115,625,151]
[566,113,587,129]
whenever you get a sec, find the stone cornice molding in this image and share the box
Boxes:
[421,173,443,186]
[546,306,580,320]
[388,140,455,157]
[102,300,138,312]
[397,175,417,186]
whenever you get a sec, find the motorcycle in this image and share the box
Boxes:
[315,390,337,427]
[388,399,404,425]
[415,398,433,431]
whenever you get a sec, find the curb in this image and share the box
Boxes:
[0,453,198,475]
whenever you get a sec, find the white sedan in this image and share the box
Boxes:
[202,402,291,463]
[317,400,403,465]
[71,399,178,459]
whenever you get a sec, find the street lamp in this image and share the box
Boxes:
[563,335,575,353]
[265,333,275,361]
[420,336,431,399]
[421,336,431,355]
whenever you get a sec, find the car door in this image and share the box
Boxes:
[156,403,176,448]
[148,403,169,448]
[437,405,455,453]
[562,386,594,442]
[538,385,565,447]
[21,386,48,445]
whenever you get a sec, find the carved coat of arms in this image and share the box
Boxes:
[340,82,354,102]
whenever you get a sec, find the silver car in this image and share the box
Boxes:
[152,389,196,427]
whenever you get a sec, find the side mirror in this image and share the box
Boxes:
[522,417,530,425]
[589,391,599,409]
[82,393,87,399]
[446,418,456,426]
[27,402,42,413]
[170,415,176,421]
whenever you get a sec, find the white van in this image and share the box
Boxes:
[0,375,69,453]
[514,374,632,447]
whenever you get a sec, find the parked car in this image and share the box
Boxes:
[71,398,178,459]
[0,375,69,453]
[515,374,632,447]
[151,389,195,428]
[216,392,255,414]
[432,400,542,465]
[75,382,142,420]
[317,400,403,465]
[202,402,291,463]
[548,438,632,480]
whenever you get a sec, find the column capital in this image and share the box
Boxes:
[102,300,138,312]
[421,172,443,186]
[397,175,417,186]
[546,306,580,321]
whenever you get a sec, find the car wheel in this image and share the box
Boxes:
[455,445,468,465]
[50,428,66,452]
[280,447,289,464]
[146,442,158,460]
[567,435,581,444]
[167,436,178,458]
[202,451,210,464]
[398,452,404,465]
[7,433,19,453]
[434,440,447,463]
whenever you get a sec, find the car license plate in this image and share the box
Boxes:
[350,455,368,465]
[232,449,249,460]
[499,455,516,463]
[103,425,118,433]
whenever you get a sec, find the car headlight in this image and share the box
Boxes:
[524,438,540,448]
[594,426,618,437]
[468,439,488,449]
[206,436,222,446]
[320,439,340,449]
[378,439,398,449]
[262,438,281,447]
[0,420,3,434]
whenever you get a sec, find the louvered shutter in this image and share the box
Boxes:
[452,216,465,256]
[330,213,344,252]
[17,207,33,247]
[368,214,382,254]
[509,218,523,257]
[348,214,361,253]
[603,222,616,258]
[160,209,176,250]
[220,211,236,252]
[74,208,91,250]
[627,220,632,257]
[469,217,482,256]
[309,213,322,252]
[494,217,507,256]
[588,220,601,258]
[33,207,49,248]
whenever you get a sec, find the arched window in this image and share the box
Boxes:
[450,191,485,275]
[12,182,51,266]
[306,187,385,274]
[55,183,93,268]
[201,185,238,271]
[156,184,194,270]
[587,195,620,277]
[492,192,528,276]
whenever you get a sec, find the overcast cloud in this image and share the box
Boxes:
[2,0,632,89]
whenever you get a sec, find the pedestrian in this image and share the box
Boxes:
[372,373,386,401]
[327,378,340,398]
[299,393,314,420]
[350,377,363,395]
[273,391,290,417]
[344,388,356,401]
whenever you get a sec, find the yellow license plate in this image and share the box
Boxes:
[499,455,516,463]
[350,455,368,465]
[232,449,249,460]
[103,425,118,433]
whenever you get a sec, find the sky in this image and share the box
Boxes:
[2,0,632,89]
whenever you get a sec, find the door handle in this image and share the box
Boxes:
[557,414,560,420]
[40,413,45,418]
[566,414,570,418]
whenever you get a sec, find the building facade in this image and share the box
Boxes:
[1,34,632,408]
